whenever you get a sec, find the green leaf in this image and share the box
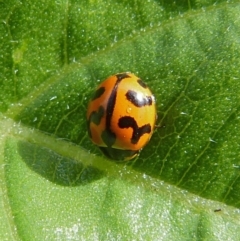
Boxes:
[1,0,240,240]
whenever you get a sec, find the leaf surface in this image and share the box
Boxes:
[1,0,240,240]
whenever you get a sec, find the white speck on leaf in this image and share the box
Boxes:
[50,96,57,101]
[209,137,217,143]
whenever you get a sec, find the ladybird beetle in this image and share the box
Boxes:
[87,72,156,161]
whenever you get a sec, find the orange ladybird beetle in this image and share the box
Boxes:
[87,72,156,161]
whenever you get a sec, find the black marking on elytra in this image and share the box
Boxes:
[126,90,153,107]
[115,72,131,80]
[101,130,116,148]
[92,87,105,100]
[103,72,131,147]
[89,106,105,125]
[137,79,148,88]
[88,106,105,138]
[118,116,151,144]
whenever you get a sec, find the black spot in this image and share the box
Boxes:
[101,129,116,147]
[137,79,148,88]
[92,87,105,100]
[126,90,153,107]
[118,116,151,144]
[87,106,105,138]
[89,106,105,125]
